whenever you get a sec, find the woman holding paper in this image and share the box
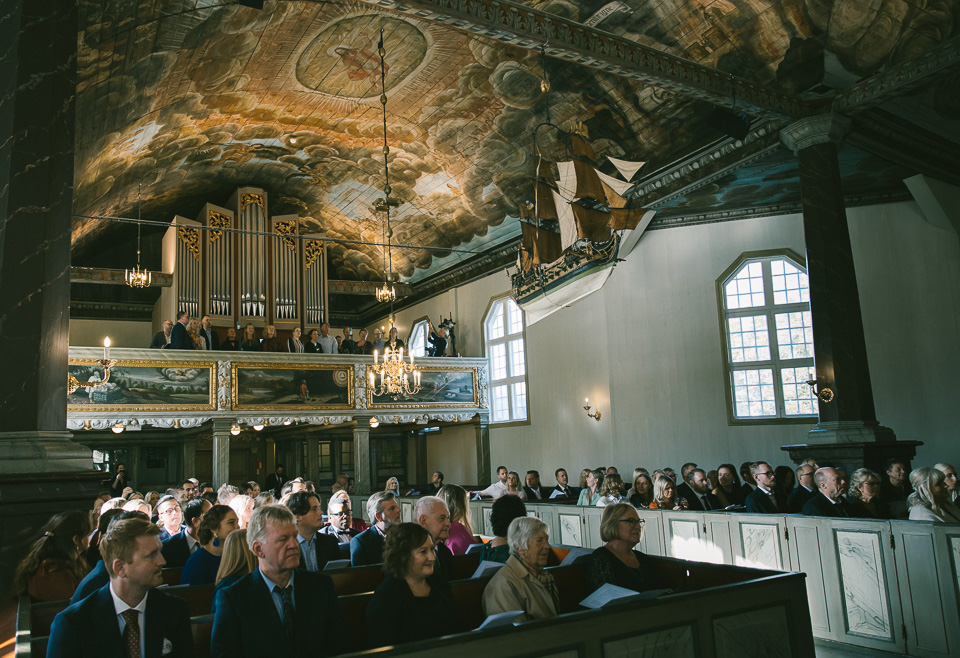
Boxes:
[586,503,665,594]
[364,523,464,646]
[482,517,559,622]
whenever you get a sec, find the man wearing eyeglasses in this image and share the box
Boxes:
[156,495,184,542]
[319,494,357,543]
[788,464,817,512]
[745,462,785,513]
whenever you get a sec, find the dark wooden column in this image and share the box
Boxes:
[0,0,100,593]
[779,115,918,474]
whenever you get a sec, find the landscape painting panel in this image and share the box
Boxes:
[67,360,215,410]
[234,364,352,410]
[368,367,477,407]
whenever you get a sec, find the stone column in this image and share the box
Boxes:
[474,420,491,486]
[305,436,319,482]
[352,426,371,494]
[779,115,917,474]
[211,420,233,487]
[181,435,197,480]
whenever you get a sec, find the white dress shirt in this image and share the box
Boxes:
[109,582,148,657]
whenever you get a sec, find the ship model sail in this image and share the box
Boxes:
[512,123,648,325]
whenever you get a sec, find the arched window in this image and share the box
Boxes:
[717,251,818,422]
[483,295,528,423]
[408,319,429,358]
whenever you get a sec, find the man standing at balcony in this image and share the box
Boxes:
[169,310,191,350]
[199,315,219,350]
[149,320,173,348]
[317,323,338,354]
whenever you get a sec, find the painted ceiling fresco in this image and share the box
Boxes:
[71,0,960,291]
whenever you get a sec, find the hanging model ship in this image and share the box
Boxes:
[512,122,648,325]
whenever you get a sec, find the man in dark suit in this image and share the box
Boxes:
[550,468,580,499]
[211,505,349,657]
[683,468,722,511]
[284,491,341,572]
[319,493,358,543]
[149,320,173,348]
[199,315,219,350]
[739,460,758,500]
[350,491,402,566]
[49,517,193,657]
[169,310,191,350]
[675,462,698,502]
[802,467,854,517]
[415,496,453,584]
[265,464,287,498]
[156,495,184,542]
[745,462,786,513]
[161,499,208,568]
[788,464,818,512]
[523,470,548,500]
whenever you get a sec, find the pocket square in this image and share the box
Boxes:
[162,638,173,655]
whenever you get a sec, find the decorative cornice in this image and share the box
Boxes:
[69,301,156,320]
[780,114,851,152]
[833,35,960,115]
[355,0,807,120]
[71,267,172,287]
[328,280,413,297]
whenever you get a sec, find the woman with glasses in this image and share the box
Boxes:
[847,468,891,519]
[586,503,665,594]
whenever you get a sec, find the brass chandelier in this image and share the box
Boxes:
[125,183,152,288]
[370,341,421,400]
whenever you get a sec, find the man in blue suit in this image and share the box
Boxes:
[745,462,786,513]
[211,505,349,657]
[49,517,193,657]
[350,491,402,566]
[169,310,191,350]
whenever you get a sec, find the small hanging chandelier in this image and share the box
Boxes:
[125,183,152,288]
[373,27,401,304]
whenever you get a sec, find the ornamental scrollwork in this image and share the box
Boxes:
[218,361,232,411]
[274,221,298,253]
[208,212,232,244]
[353,364,368,409]
[304,240,324,269]
[240,193,264,212]
[177,226,201,261]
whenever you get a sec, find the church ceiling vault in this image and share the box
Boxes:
[71,0,960,311]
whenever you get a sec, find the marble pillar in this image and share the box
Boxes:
[352,427,371,495]
[211,420,233,487]
[474,420,491,486]
[0,0,101,593]
[779,115,915,470]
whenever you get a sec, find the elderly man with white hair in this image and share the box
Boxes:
[482,516,559,622]
[211,505,349,657]
[414,495,453,583]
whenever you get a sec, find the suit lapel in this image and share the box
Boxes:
[252,570,289,643]
[92,585,124,656]
[292,573,312,652]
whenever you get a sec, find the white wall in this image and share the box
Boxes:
[426,425,478,485]
[385,201,960,482]
[70,319,154,349]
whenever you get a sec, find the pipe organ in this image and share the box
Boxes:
[165,187,328,328]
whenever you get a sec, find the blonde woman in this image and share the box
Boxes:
[385,476,401,496]
[908,467,960,523]
[189,319,206,350]
[212,529,256,613]
[505,471,526,499]
[438,484,477,555]
[648,475,688,510]
[228,494,255,529]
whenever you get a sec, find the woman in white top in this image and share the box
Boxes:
[505,471,526,499]
[596,473,626,507]
[908,467,960,523]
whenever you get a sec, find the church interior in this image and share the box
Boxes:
[2,0,960,655]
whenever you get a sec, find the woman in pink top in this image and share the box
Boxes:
[438,484,478,555]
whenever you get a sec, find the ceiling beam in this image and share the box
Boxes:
[354,0,807,121]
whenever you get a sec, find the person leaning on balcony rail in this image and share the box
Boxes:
[908,467,960,523]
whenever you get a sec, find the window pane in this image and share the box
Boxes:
[490,343,507,380]
[487,302,505,340]
[410,322,428,358]
[775,311,814,360]
[725,261,765,310]
[511,382,527,420]
[506,298,524,335]
[728,315,770,362]
[781,366,819,416]
[732,368,777,418]
[491,385,509,422]
[509,339,525,376]
[772,259,810,305]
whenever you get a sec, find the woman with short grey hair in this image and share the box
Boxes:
[908,467,960,523]
[483,516,558,622]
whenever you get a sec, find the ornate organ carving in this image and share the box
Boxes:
[164,187,328,327]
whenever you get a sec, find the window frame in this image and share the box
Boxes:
[715,249,818,426]
[481,292,531,426]
[407,316,430,358]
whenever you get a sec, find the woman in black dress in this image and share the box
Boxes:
[364,523,464,646]
[586,503,665,594]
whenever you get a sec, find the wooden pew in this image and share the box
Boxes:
[28,600,69,640]
[190,615,214,658]
[164,583,216,616]
[161,566,182,586]
[327,564,384,595]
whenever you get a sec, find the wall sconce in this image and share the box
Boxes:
[230,424,241,436]
[253,423,265,431]
[111,423,125,433]
[583,398,602,422]
[805,379,835,403]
